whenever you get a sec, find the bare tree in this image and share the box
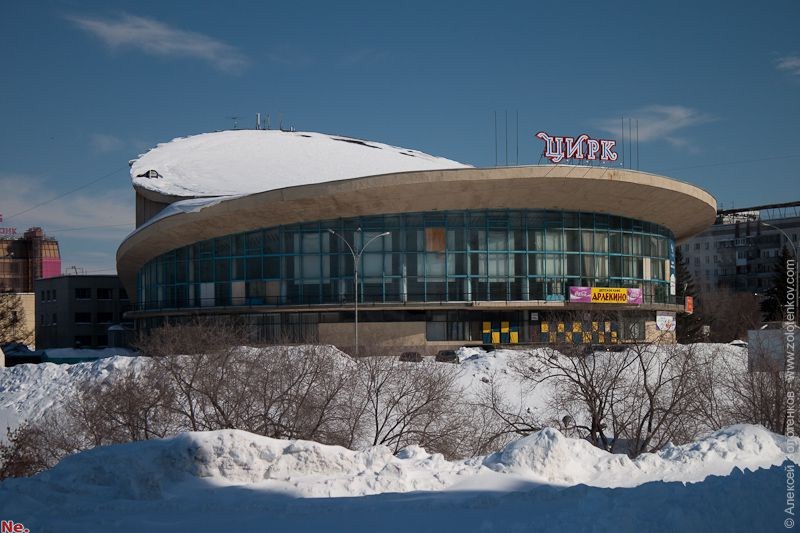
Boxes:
[725,339,796,434]
[468,370,542,453]
[689,342,797,437]
[616,339,701,455]
[700,289,761,342]
[0,410,87,479]
[0,292,30,345]
[67,365,178,445]
[512,342,636,452]
[349,354,469,456]
[242,345,354,444]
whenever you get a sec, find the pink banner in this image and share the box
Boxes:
[41,258,61,279]
[626,288,643,305]
[569,286,643,305]
[569,286,592,303]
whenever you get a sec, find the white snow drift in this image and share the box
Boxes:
[130,130,471,198]
[7,424,792,500]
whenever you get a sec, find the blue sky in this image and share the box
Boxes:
[0,0,798,273]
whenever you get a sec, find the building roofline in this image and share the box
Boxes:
[117,164,717,302]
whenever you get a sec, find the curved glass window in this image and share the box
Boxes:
[136,209,674,310]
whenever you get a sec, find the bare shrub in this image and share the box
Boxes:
[241,345,354,444]
[0,411,86,479]
[348,353,471,457]
[467,370,542,455]
[67,365,179,445]
[614,340,701,455]
[134,316,254,357]
[687,342,797,437]
[512,342,636,452]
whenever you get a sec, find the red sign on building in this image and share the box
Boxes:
[536,131,618,164]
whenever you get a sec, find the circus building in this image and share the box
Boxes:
[116,129,716,352]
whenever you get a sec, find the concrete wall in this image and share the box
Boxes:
[135,193,171,228]
[319,321,428,353]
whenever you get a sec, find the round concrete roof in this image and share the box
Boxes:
[117,165,717,301]
[130,130,471,198]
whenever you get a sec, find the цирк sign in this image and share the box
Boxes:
[536,131,618,164]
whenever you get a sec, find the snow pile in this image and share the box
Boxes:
[2,424,794,502]
[483,427,631,485]
[0,356,145,439]
[484,424,795,487]
[455,346,559,423]
[131,130,471,198]
[2,430,473,500]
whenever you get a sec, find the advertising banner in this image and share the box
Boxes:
[685,296,694,314]
[568,286,592,303]
[569,287,643,305]
[656,311,676,331]
[625,288,643,305]
[669,241,676,296]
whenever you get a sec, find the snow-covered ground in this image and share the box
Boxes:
[1,343,794,532]
[0,424,795,532]
[0,355,146,441]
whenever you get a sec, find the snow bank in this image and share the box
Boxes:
[0,423,795,531]
[0,346,352,441]
[3,429,471,500]
[0,356,146,439]
[484,424,796,487]
[2,462,787,533]
[2,424,794,502]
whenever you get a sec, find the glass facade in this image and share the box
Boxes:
[136,209,674,311]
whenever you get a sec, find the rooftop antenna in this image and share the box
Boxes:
[279,114,284,131]
[256,113,261,130]
[266,113,271,130]
[621,116,625,168]
[505,109,508,166]
[636,119,639,170]
[516,110,519,165]
[628,118,632,170]
[494,111,498,167]
[229,116,240,130]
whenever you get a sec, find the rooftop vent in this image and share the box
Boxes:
[331,137,381,149]
[136,170,161,179]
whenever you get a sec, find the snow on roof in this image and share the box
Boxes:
[130,130,472,198]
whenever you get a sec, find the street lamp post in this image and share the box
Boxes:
[328,228,390,357]
[760,221,797,258]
